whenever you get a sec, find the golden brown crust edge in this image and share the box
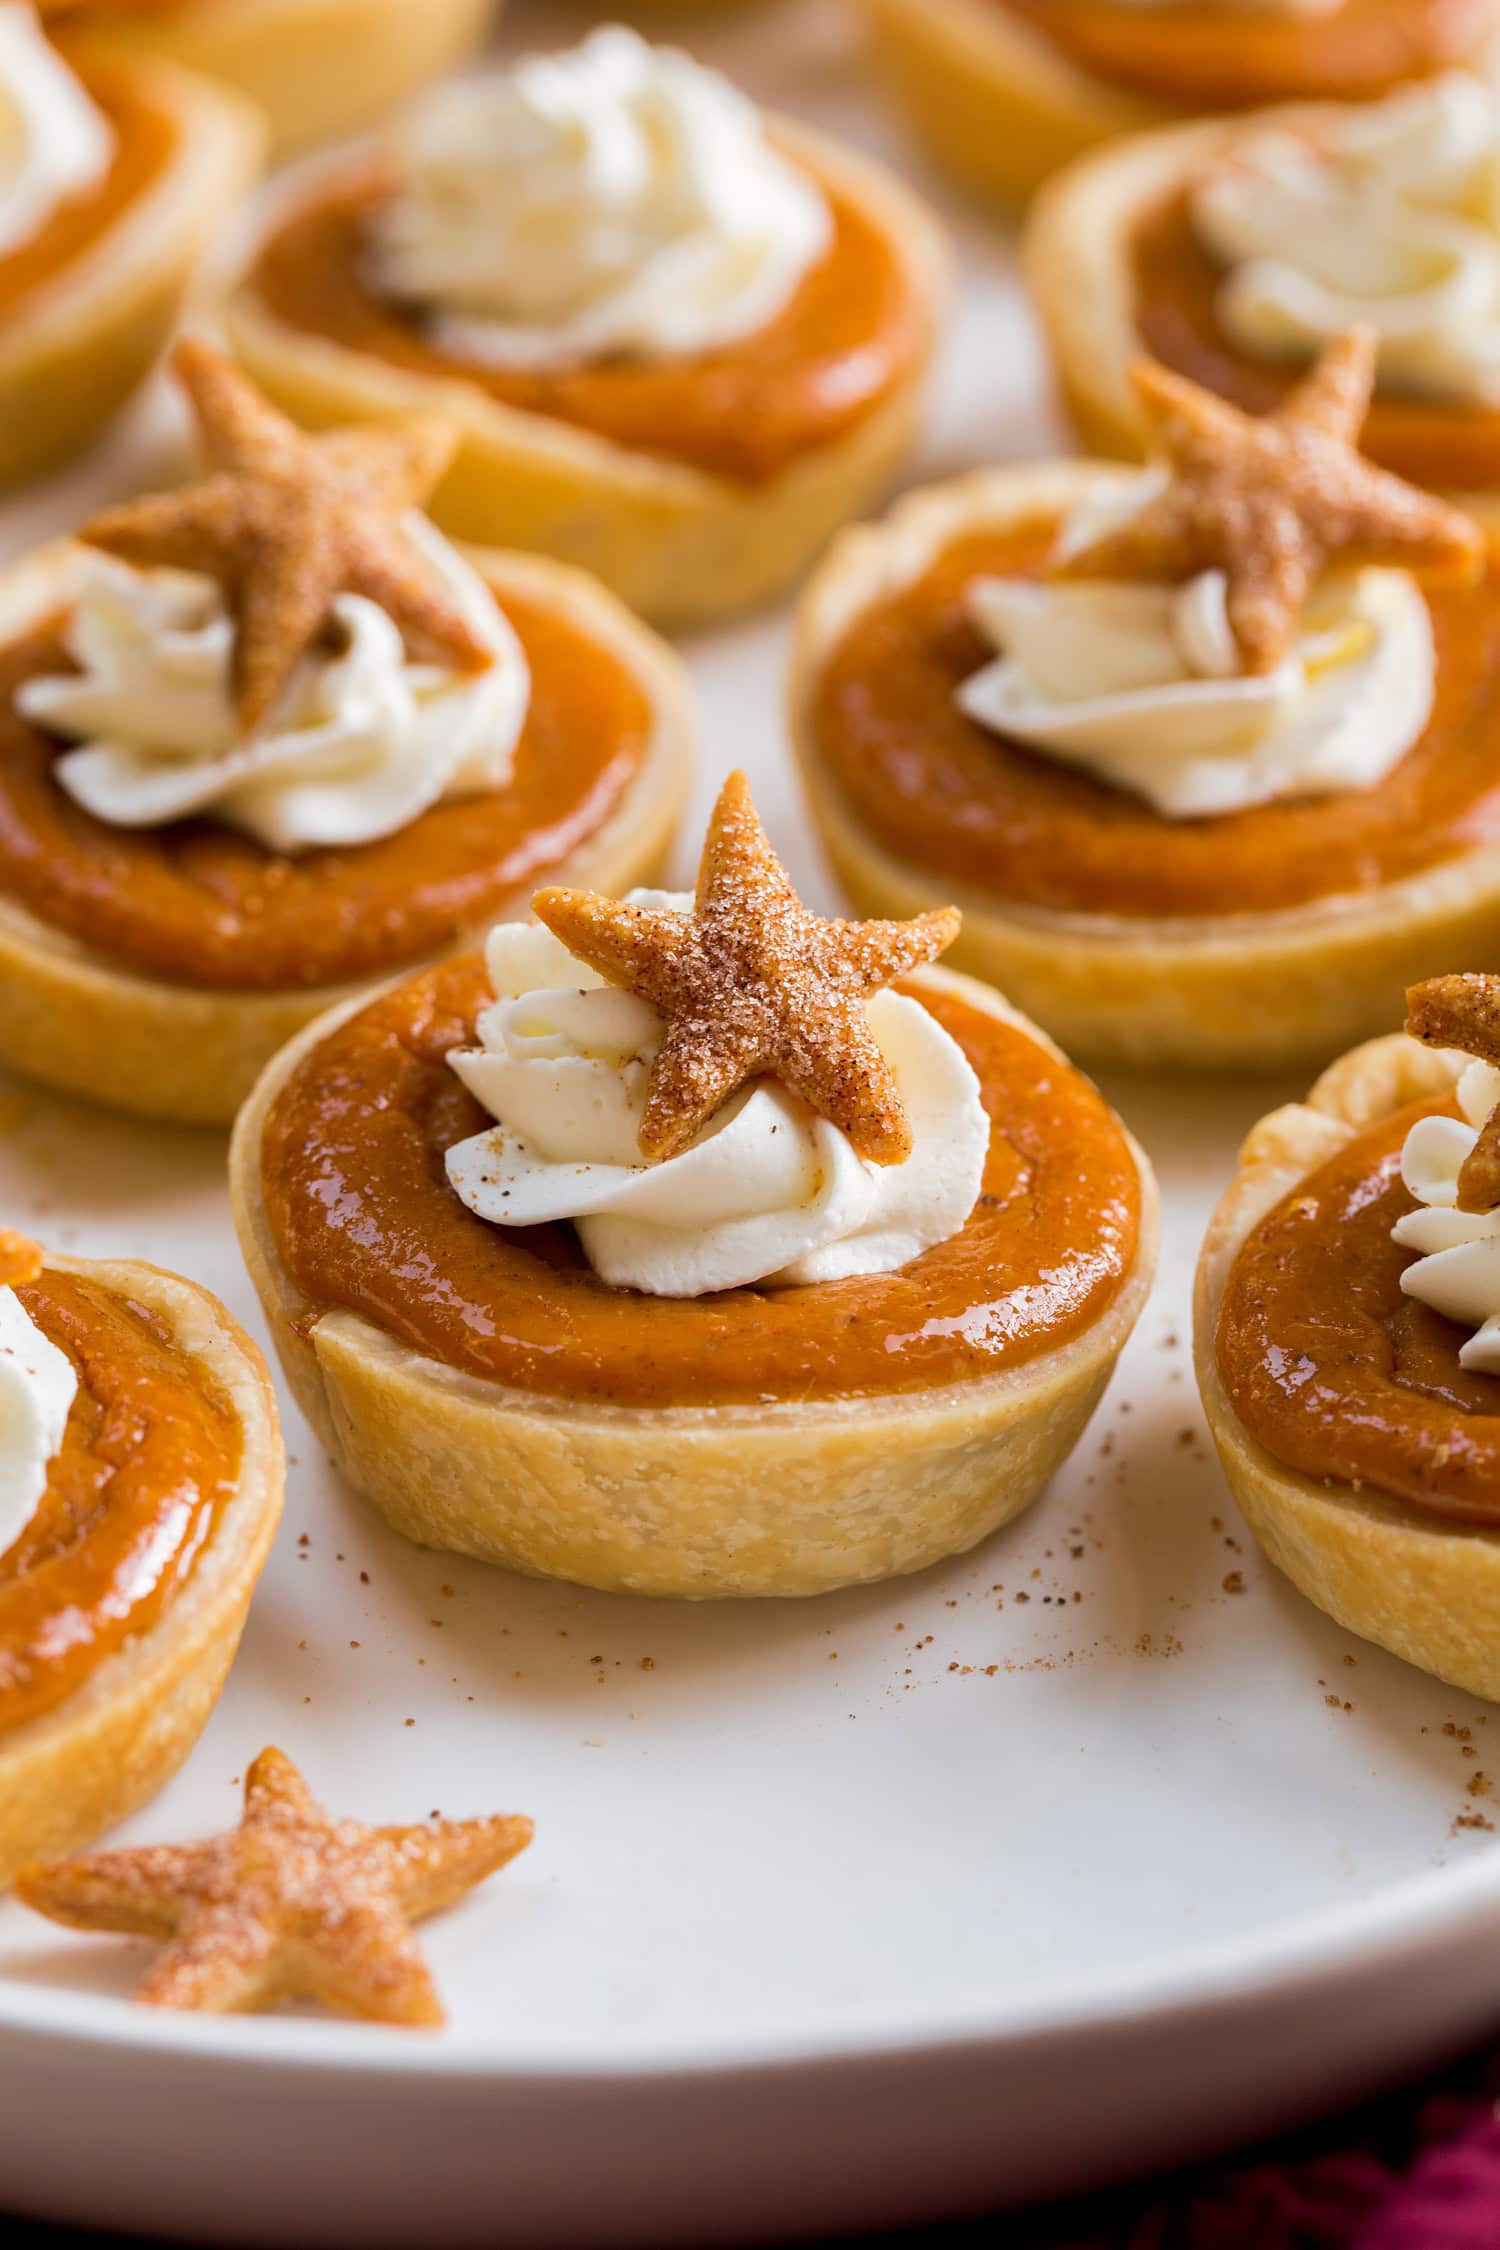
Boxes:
[72,0,494,155]
[1194,1033,1500,1700]
[858,0,1167,206]
[788,460,1500,1072]
[0,539,696,1126]
[228,964,1159,1601]
[1021,105,1500,524]
[0,1257,284,1889]
[0,46,263,489]
[224,117,952,628]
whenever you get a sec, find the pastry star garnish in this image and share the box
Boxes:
[15,1747,533,2027]
[0,1230,42,1287]
[532,770,960,1166]
[78,339,493,736]
[1056,331,1483,673]
[1407,974,1500,1214]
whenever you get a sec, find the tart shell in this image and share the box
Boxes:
[1023,104,1500,520]
[0,1256,283,1888]
[0,44,263,489]
[0,538,695,1126]
[1194,1032,1500,1699]
[62,0,494,156]
[224,120,951,630]
[789,458,1500,1072]
[229,964,1159,1602]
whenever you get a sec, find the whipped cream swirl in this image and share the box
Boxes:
[1192,74,1500,402]
[17,516,528,855]
[1394,1060,1500,1370]
[957,474,1435,820]
[444,901,989,1299]
[370,26,833,370]
[0,5,113,262]
[0,1284,76,1554]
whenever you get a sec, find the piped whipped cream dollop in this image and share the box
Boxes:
[369,25,833,370]
[0,5,112,262]
[1394,1060,1500,1370]
[17,515,529,854]
[0,1284,76,1554]
[443,900,989,1299]
[1192,73,1500,401]
[956,476,1434,819]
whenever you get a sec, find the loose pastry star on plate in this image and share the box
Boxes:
[16,1747,534,2024]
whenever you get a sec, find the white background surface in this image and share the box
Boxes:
[4,4,1500,2242]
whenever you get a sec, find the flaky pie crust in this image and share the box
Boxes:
[0,1255,283,1890]
[0,536,696,1126]
[229,963,1158,1602]
[225,118,951,630]
[789,457,1500,1071]
[1194,1032,1500,1698]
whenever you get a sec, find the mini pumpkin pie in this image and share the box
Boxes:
[0,341,694,1127]
[789,332,1500,1071]
[1195,971,1500,1696]
[0,1227,282,1889]
[862,0,1499,207]
[38,0,494,154]
[224,25,950,628]
[0,5,260,487]
[1026,67,1500,505]
[230,772,1158,1602]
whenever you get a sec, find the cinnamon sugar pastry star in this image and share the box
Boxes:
[16,1746,533,2024]
[535,771,959,1166]
[1406,973,1500,1211]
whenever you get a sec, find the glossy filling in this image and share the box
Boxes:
[1218,1098,1500,1522]
[244,162,923,488]
[1133,187,1500,492]
[0,53,175,318]
[261,964,1142,1410]
[999,0,1490,107]
[811,517,1500,918]
[0,591,653,991]
[1,1270,241,1735]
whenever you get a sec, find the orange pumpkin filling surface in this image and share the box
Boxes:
[1217,1098,1500,1523]
[260,963,1142,1410]
[1000,0,1493,108]
[1133,188,1500,494]
[0,588,653,991]
[1,1270,242,1734]
[244,161,924,487]
[812,517,1500,918]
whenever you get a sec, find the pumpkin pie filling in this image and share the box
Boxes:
[812,518,1500,918]
[1133,189,1500,494]
[999,0,1492,108]
[1,1269,242,1734]
[0,591,653,992]
[0,52,176,317]
[1217,1096,1500,1522]
[259,960,1142,1410]
[244,163,925,489]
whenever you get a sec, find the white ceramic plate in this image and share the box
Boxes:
[4,4,1500,2244]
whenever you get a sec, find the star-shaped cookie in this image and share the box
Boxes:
[1407,974,1500,1214]
[532,770,960,1166]
[15,1747,533,2026]
[78,339,494,736]
[1057,330,1483,673]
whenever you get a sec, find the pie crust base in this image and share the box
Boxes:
[225,119,951,630]
[790,458,1500,1071]
[1195,1032,1500,1699]
[1023,104,1500,521]
[0,537,695,1126]
[0,44,262,489]
[859,0,1165,205]
[0,1255,283,1889]
[229,964,1158,1602]
[65,0,493,155]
